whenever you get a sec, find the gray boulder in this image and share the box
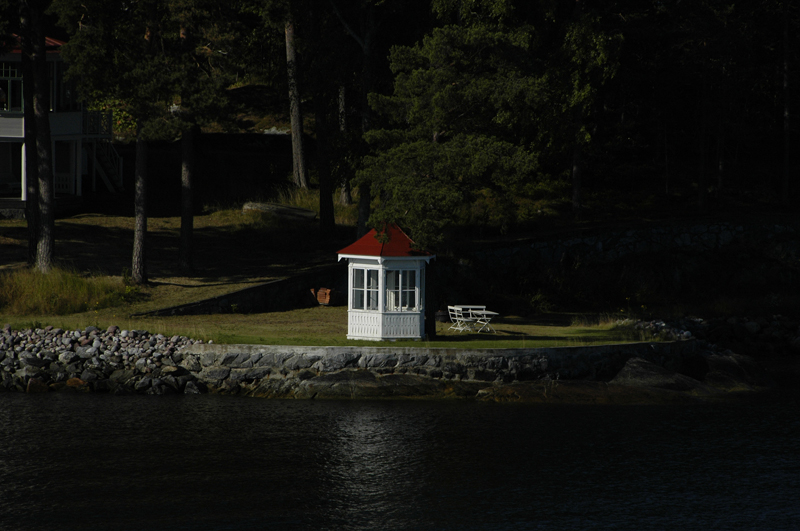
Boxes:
[312,352,360,372]
[134,377,152,391]
[58,351,78,365]
[180,356,202,372]
[197,366,231,384]
[610,357,717,395]
[184,381,202,394]
[245,366,271,380]
[80,369,100,382]
[703,351,768,391]
[358,353,397,368]
[19,355,48,369]
[109,369,135,384]
[284,354,321,370]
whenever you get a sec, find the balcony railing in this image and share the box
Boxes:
[82,110,113,136]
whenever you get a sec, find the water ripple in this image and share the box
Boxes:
[1,394,799,530]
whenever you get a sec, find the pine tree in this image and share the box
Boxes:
[360,0,619,248]
[9,0,55,272]
[54,0,240,279]
[54,0,175,284]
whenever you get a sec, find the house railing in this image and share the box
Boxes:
[82,110,112,136]
[55,171,71,194]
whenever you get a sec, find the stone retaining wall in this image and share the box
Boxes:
[1,324,770,402]
[178,341,699,399]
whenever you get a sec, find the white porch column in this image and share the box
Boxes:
[378,259,385,314]
[20,142,26,201]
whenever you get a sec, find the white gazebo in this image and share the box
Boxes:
[337,224,435,341]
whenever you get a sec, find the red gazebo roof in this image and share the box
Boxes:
[337,224,431,258]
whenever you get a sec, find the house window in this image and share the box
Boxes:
[386,270,417,312]
[1,63,23,112]
[54,62,79,112]
[0,143,22,188]
[352,268,379,310]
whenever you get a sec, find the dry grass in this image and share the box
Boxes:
[0,267,132,315]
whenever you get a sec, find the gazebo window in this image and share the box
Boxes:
[352,268,379,310]
[386,270,417,311]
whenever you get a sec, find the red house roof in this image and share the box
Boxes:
[337,224,431,258]
[3,35,65,53]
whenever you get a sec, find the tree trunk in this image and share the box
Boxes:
[329,2,379,236]
[179,126,196,273]
[716,130,724,198]
[338,85,352,206]
[132,125,148,285]
[663,119,670,195]
[356,33,375,238]
[315,96,336,235]
[571,141,582,220]
[782,1,791,203]
[570,0,584,221]
[18,3,39,267]
[356,183,371,237]
[285,17,308,189]
[697,52,709,212]
[31,3,54,273]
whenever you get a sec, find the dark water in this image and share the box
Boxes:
[1,393,799,531]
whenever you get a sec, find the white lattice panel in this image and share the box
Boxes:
[383,314,423,338]
[347,311,382,340]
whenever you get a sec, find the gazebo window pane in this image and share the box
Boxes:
[402,270,416,310]
[353,290,365,309]
[366,270,379,310]
[352,269,365,309]
[402,289,416,310]
[386,271,400,311]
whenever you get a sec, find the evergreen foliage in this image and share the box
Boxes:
[2,0,797,262]
[360,0,620,248]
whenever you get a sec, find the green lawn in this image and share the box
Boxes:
[1,304,648,348]
[1,198,655,348]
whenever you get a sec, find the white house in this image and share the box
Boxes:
[337,224,435,341]
[0,36,122,216]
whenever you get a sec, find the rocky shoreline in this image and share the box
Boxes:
[0,325,208,395]
[1,317,795,403]
[620,315,800,390]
